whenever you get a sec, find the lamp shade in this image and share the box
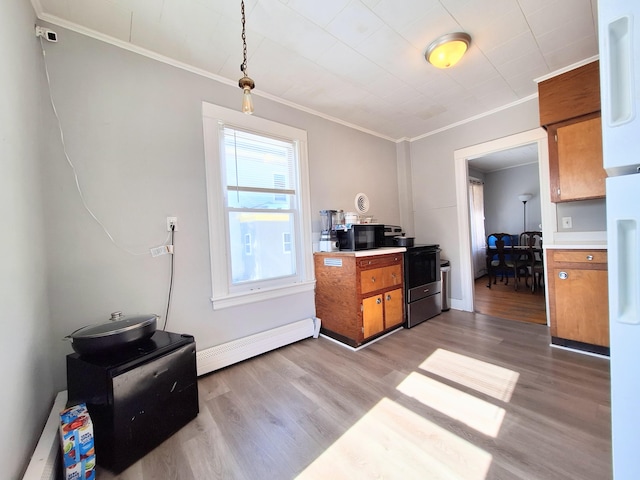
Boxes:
[518,194,533,203]
[425,32,471,68]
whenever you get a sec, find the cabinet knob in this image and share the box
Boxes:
[558,271,569,280]
[386,294,391,301]
[586,255,594,261]
[371,276,376,283]
[376,298,382,304]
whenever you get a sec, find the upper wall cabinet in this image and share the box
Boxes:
[538,61,608,203]
[538,61,601,126]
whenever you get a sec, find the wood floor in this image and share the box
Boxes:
[97,310,611,480]
[474,275,547,325]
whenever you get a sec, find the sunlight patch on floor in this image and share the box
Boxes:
[420,349,520,402]
[296,397,492,480]
[396,371,506,437]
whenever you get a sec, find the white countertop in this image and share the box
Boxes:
[544,242,607,250]
[314,247,407,257]
[544,231,607,249]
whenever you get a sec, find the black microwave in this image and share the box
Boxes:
[336,224,384,251]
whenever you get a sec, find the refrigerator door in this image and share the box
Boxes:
[598,0,640,175]
[606,174,640,480]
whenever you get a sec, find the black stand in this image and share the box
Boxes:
[66,330,199,473]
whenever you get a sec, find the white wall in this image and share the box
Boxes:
[483,163,542,235]
[0,2,55,478]
[409,100,541,302]
[38,25,400,390]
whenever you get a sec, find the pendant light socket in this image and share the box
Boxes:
[238,76,255,90]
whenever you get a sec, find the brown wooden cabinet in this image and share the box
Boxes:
[547,114,607,202]
[314,252,404,347]
[547,249,609,354]
[538,61,607,203]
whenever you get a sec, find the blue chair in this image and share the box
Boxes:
[486,233,516,288]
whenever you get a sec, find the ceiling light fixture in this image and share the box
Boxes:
[425,32,471,69]
[238,0,255,114]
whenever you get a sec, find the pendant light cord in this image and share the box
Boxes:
[241,1,248,76]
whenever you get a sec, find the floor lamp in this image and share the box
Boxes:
[518,194,533,232]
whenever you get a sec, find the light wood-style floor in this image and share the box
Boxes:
[98,310,611,480]
[474,275,547,325]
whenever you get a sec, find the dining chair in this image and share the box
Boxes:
[519,231,543,292]
[486,233,517,288]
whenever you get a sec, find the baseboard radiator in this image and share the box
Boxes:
[22,391,67,480]
[196,317,320,376]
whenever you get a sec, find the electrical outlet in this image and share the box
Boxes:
[167,217,178,231]
[562,216,572,229]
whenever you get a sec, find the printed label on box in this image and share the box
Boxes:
[59,403,96,480]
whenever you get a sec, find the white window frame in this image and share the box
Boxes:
[202,102,314,310]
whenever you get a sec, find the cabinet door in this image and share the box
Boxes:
[553,267,609,346]
[550,115,607,202]
[382,264,402,289]
[383,288,404,329]
[360,268,383,295]
[362,295,384,338]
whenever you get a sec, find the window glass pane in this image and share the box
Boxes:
[228,211,296,284]
[224,129,295,193]
[227,191,293,209]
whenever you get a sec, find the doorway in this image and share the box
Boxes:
[453,128,555,322]
[467,144,546,324]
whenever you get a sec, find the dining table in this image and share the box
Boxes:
[486,244,544,291]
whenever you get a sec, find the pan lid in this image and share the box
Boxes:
[68,312,157,339]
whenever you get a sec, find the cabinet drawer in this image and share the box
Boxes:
[358,254,402,269]
[360,268,383,294]
[551,250,607,264]
[382,264,402,288]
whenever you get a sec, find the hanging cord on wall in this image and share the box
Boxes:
[38,37,170,256]
[163,224,175,331]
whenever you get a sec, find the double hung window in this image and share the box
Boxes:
[202,103,313,309]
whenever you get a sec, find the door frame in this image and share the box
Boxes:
[453,128,555,317]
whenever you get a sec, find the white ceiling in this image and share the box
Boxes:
[33,0,599,141]
[469,142,539,173]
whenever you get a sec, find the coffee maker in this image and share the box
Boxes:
[319,210,340,252]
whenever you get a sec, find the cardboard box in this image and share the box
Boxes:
[59,403,96,480]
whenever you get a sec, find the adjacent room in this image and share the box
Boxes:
[6,1,630,479]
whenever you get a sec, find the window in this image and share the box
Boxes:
[283,232,292,253]
[244,233,252,255]
[202,103,314,309]
[273,174,287,204]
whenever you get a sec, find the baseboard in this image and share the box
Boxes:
[196,317,317,376]
[22,391,67,480]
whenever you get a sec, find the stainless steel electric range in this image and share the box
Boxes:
[403,244,441,328]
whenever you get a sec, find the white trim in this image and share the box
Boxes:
[534,55,600,84]
[210,281,315,310]
[202,103,314,309]
[32,10,396,142]
[196,318,316,375]
[32,7,594,145]
[454,128,553,320]
[410,94,539,142]
[22,390,67,480]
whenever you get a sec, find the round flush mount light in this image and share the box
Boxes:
[425,32,471,69]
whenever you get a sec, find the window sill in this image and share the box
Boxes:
[210,280,316,310]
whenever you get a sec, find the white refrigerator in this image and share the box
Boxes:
[598,1,640,478]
